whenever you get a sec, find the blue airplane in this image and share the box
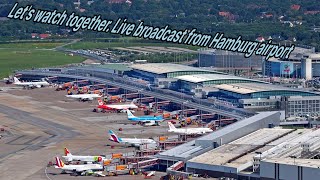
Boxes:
[126,110,163,125]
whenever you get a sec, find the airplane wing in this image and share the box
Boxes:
[146,171,155,177]
[132,143,141,147]
[94,171,106,177]
[185,129,198,134]
[76,166,93,172]
[143,121,157,126]
[82,97,93,101]
[78,96,94,101]
[182,129,199,135]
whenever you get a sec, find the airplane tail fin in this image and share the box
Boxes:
[13,77,20,83]
[55,157,65,168]
[108,130,121,143]
[168,122,177,130]
[98,99,104,106]
[64,147,72,156]
[126,109,136,119]
[130,101,138,108]
[41,78,49,83]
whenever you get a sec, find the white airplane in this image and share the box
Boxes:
[62,147,107,163]
[65,93,101,101]
[108,130,157,147]
[97,99,138,112]
[54,156,103,174]
[13,77,50,88]
[168,122,213,135]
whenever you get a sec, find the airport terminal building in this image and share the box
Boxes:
[17,62,320,119]
[197,49,263,70]
[186,127,320,180]
[128,63,225,89]
[129,63,224,80]
[263,47,320,79]
[175,73,267,97]
[171,72,320,118]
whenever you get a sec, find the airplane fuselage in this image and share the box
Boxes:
[169,128,213,135]
[57,164,103,172]
[66,94,101,101]
[15,81,49,87]
[117,138,157,147]
[98,104,137,110]
[128,116,163,121]
[66,94,100,98]
[62,155,105,162]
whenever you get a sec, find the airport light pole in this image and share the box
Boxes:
[106,84,108,96]
[138,89,143,106]
[154,97,158,112]
[255,151,262,172]
[186,52,188,62]
[211,104,220,128]
[218,102,222,128]
[195,83,203,121]
[295,64,298,81]
[124,88,127,101]
[255,151,262,160]
[199,98,202,121]
[279,62,282,84]
[306,114,311,128]
[182,101,188,118]
[289,155,297,165]
[198,49,201,67]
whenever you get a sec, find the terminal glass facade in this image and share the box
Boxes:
[198,51,262,68]
[167,71,218,78]
[265,61,300,77]
[265,60,320,77]
[202,79,264,86]
[250,91,317,99]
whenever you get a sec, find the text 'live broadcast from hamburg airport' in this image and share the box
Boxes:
[1,1,320,180]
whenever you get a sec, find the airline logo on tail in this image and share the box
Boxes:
[168,122,177,130]
[55,157,65,168]
[126,110,136,119]
[13,77,21,83]
[98,99,104,106]
[64,147,71,156]
[108,130,122,143]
